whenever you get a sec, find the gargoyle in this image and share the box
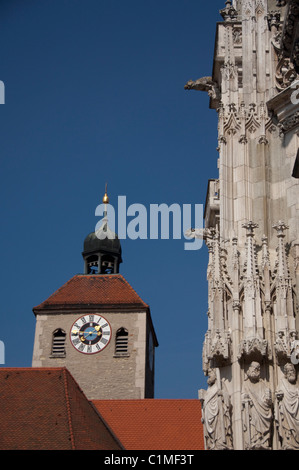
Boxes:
[184,77,219,100]
[184,227,215,241]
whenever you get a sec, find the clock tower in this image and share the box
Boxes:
[32,189,158,400]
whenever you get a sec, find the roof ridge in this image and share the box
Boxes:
[62,368,76,450]
[89,402,125,450]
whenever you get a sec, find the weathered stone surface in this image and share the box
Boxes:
[188,0,299,450]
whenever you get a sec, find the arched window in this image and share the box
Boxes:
[114,328,129,356]
[86,255,99,274]
[100,255,115,274]
[51,328,66,357]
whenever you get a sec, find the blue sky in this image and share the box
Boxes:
[0,0,225,398]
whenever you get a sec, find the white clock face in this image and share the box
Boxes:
[70,314,111,354]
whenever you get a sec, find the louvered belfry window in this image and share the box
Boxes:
[115,328,129,356]
[51,329,66,357]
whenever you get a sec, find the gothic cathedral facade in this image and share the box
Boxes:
[186,0,299,450]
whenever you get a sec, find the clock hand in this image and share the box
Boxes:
[72,327,100,339]
[72,329,95,336]
[86,329,97,336]
[80,329,99,343]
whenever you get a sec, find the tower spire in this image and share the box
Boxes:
[102,183,109,224]
[82,183,122,275]
[103,183,109,204]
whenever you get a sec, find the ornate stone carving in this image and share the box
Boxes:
[276,1,287,7]
[232,26,242,44]
[290,332,299,364]
[278,110,299,133]
[199,368,233,450]
[238,337,269,362]
[184,77,220,100]
[271,30,282,51]
[266,117,279,136]
[242,361,273,450]
[274,331,290,362]
[270,222,298,368]
[275,363,299,450]
[223,103,241,135]
[237,222,270,362]
[267,11,281,31]
[274,330,299,363]
[189,0,299,450]
[273,220,290,278]
[220,0,238,22]
[243,0,254,17]
[275,57,298,91]
[202,228,233,371]
[280,0,299,73]
[203,329,231,367]
[218,101,274,141]
[245,103,261,134]
[292,37,299,72]
[221,62,238,82]
[256,0,266,16]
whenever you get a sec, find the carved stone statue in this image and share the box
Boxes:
[198,368,232,450]
[241,361,273,450]
[275,363,299,450]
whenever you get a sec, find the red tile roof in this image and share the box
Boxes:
[33,274,149,312]
[93,399,205,450]
[0,368,123,450]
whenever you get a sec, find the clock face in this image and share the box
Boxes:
[70,314,111,354]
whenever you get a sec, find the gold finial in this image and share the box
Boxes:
[102,183,109,204]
